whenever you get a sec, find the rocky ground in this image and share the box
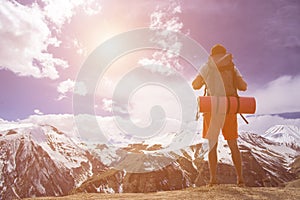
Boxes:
[25,184,300,200]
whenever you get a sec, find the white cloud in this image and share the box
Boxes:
[138,57,179,76]
[82,0,102,16]
[127,84,183,125]
[43,0,78,28]
[150,0,183,32]
[21,114,78,138]
[43,0,102,28]
[102,98,113,112]
[74,81,87,96]
[0,1,68,79]
[57,78,75,100]
[57,78,75,93]
[18,114,133,144]
[1,112,297,146]
[34,109,43,115]
[140,0,184,76]
[18,114,189,145]
[56,95,66,101]
[57,79,87,100]
[101,98,128,115]
[250,75,300,114]
[72,38,87,56]
[0,0,101,79]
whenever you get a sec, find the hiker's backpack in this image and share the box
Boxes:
[197,54,251,123]
[204,54,238,97]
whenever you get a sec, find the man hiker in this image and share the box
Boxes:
[192,44,247,186]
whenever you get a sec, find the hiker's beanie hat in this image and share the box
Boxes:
[211,44,226,55]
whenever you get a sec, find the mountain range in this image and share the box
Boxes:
[0,116,299,199]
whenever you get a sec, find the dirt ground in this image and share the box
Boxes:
[24,185,300,200]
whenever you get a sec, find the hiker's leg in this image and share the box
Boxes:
[208,140,218,184]
[227,139,244,184]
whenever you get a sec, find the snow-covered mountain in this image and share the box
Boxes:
[75,130,298,193]
[0,118,299,199]
[0,123,106,200]
[264,125,300,148]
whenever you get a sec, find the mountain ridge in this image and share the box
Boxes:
[264,125,299,145]
[0,120,299,199]
[0,124,107,199]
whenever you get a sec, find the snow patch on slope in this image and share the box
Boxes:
[264,125,300,146]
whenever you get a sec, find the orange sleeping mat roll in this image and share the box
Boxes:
[198,96,256,114]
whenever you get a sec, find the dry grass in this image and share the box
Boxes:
[24,184,300,200]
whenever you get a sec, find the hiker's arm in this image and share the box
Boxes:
[236,76,247,91]
[192,74,205,90]
[193,64,209,90]
[234,67,247,91]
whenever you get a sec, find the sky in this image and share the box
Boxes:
[0,0,300,122]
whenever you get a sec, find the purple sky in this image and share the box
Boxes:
[0,0,299,121]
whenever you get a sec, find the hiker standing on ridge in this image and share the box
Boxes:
[192,44,247,186]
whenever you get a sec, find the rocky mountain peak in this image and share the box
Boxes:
[264,125,300,147]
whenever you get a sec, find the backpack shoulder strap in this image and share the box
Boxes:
[204,84,208,96]
[231,67,238,97]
